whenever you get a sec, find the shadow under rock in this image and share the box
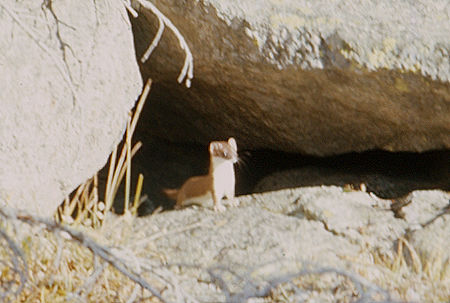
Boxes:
[251,149,450,199]
[102,135,448,215]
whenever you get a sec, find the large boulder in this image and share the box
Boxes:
[0,0,142,216]
[124,186,450,302]
[132,0,450,155]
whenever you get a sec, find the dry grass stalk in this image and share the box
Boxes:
[125,115,132,214]
[131,173,145,215]
[57,79,152,227]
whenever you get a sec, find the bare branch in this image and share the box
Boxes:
[123,0,139,18]
[207,261,399,303]
[133,0,194,87]
[0,228,28,300]
[0,207,168,303]
[140,14,165,64]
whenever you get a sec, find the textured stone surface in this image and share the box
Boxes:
[201,0,450,81]
[132,0,450,155]
[123,186,449,302]
[403,190,450,275]
[0,0,142,216]
[295,190,407,252]
[401,190,450,225]
[406,214,449,277]
[131,190,363,302]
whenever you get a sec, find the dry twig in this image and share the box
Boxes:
[0,207,167,303]
[207,260,398,303]
[0,228,28,300]
[126,0,194,87]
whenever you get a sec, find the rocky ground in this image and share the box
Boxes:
[2,172,448,302]
[119,185,449,302]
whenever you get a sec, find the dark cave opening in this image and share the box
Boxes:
[127,137,448,215]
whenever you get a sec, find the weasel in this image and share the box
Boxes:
[163,138,239,212]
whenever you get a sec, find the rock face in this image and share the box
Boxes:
[0,1,142,216]
[126,187,450,302]
[132,0,450,155]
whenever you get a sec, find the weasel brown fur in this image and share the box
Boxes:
[163,138,238,212]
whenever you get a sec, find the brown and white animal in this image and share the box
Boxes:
[163,138,239,212]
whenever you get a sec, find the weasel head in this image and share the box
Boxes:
[209,137,238,164]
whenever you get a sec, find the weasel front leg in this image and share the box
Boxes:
[225,188,239,207]
[212,189,226,212]
[175,196,184,210]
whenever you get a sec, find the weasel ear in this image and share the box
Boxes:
[228,137,237,150]
[209,142,217,153]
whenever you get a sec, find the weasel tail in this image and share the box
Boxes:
[162,188,179,200]
[163,138,239,212]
